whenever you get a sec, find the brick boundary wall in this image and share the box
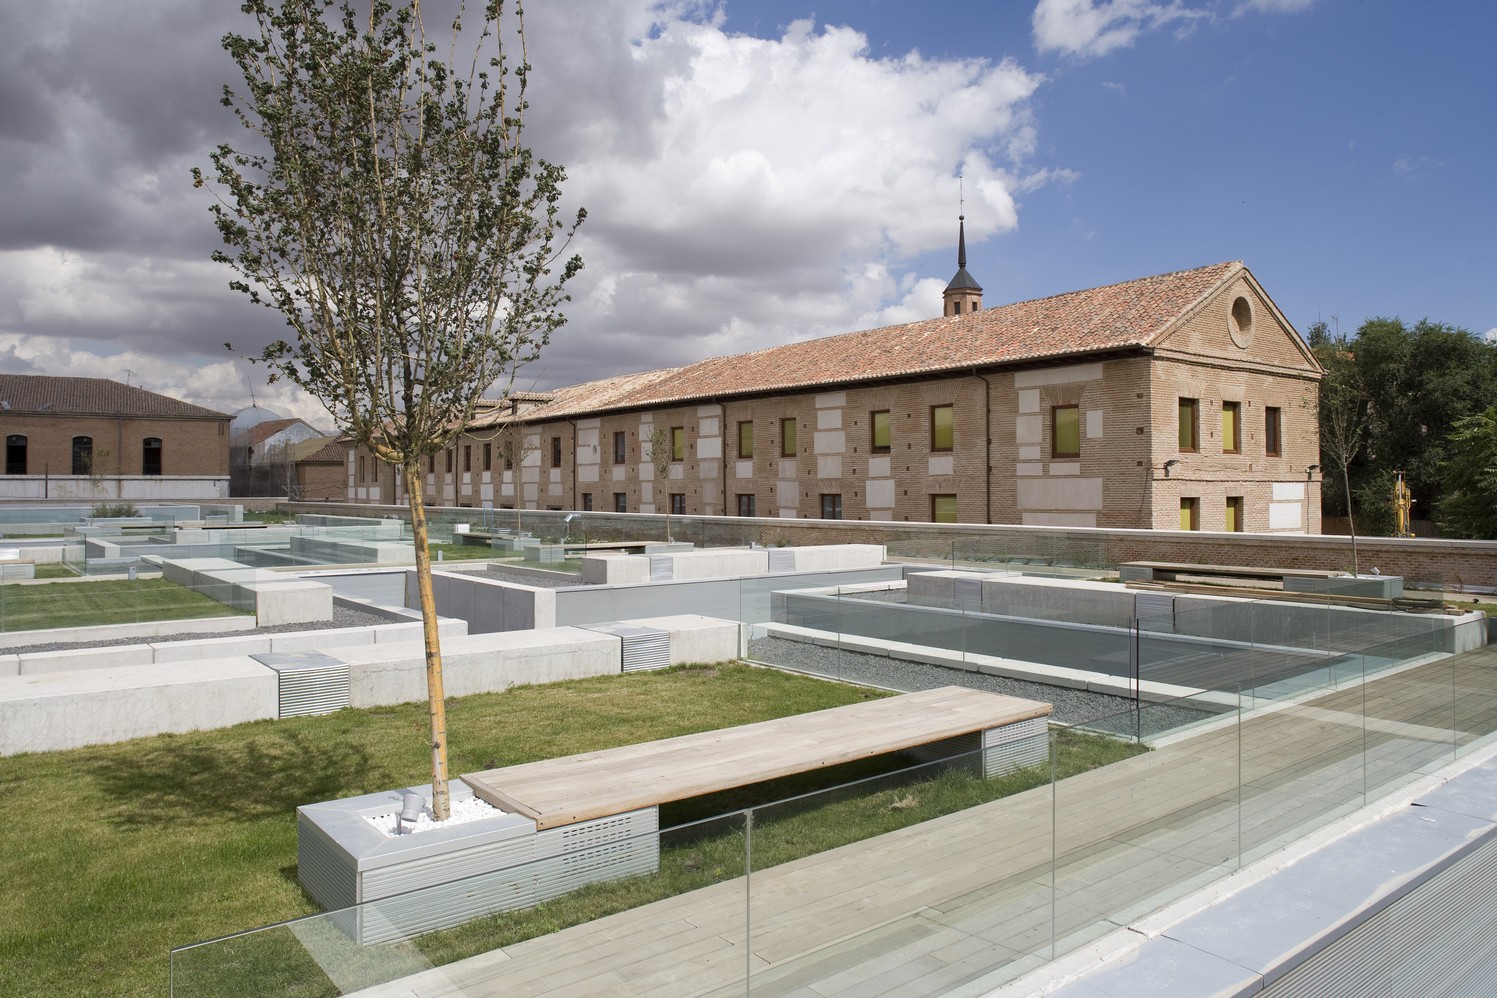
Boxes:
[283,501,1497,592]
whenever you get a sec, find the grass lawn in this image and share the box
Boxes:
[0,577,246,633]
[0,665,1144,996]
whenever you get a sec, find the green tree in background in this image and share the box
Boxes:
[196,0,584,818]
[1437,407,1497,540]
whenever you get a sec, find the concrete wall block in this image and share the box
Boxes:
[152,635,273,663]
[269,627,375,654]
[980,576,1136,629]
[786,544,885,572]
[254,580,334,626]
[0,659,278,756]
[20,644,155,675]
[0,654,17,677]
[617,614,740,665]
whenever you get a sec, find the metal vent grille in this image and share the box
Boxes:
[1134,592,1175,632]
[253,651,351,718]
[982,715,1049,777]
[648,554,674,581]
[954,576,983,611]
[584,623,672,672]
[768,548,796,573]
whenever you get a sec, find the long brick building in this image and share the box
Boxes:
[0,374,231,502]
[347,241,1323,532]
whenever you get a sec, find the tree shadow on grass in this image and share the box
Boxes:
[86,728,393,828]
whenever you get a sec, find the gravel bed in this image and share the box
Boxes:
[0,605,401,656]
[470,566,582,589]
[746,635,1213,737]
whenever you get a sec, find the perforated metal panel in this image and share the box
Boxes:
[982,715,1048,777]
[534,807,659,902]
[768,548,797,573]
[648,554,674,581]
[253,651,351,718]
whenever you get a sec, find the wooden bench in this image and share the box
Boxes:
[462,686,1052,830]
[1120,561,1347,586]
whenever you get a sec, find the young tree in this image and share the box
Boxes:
[196,0,583,818]
[648,427,673,542]
[1315,337,1371,574]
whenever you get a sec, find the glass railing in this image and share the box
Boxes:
[171,624,1497,996]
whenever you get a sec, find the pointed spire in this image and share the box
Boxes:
[943,208,983,316]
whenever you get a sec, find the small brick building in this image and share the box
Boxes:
[0,374,231,502]
[348,243,1322,532]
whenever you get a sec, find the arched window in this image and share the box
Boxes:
[72,436,94,476]
[5,435,27,476]
[142,437,162,476]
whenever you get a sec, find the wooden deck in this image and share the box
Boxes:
[352,648,1497,998]
[462,687,1051,829]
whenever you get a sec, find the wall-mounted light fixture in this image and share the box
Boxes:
[1163,459,1180,478]
[1306,464,1321,481]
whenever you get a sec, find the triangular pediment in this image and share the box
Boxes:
[1150,265,1321,376]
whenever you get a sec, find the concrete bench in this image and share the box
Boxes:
[297,686,1051,942]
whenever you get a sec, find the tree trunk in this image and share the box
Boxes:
[404,462,451,821]
[1342,461,1359,577]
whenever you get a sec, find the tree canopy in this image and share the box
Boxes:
[1309,316,1497,538]
[197,0,583,817]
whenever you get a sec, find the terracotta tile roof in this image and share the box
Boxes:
[530,261,1244,419]
[244,418,307,446]
[296,438,346,463]
[0,374,231,420]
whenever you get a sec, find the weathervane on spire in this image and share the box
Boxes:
[943,173,983,316]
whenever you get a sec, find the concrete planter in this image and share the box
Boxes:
[297,782,658,944]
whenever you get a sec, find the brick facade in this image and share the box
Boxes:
[0,376,231,501]
[344,263,1323,533]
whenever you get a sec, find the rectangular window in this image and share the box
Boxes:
[1265,406,1282,457]
[427,453,435,474]
[5,435,25,476]
[1226,496,1244,533]
[445,449,453,473]
[781,418,797,457]
[671,426,685,462]
[737,421,754,458]
[670,493,685,516]
[72,436,93,477]
[820,494,843,520]
[613,431,626,464]
[503,443,513,470]
[142,437,162,476]
[483,442,492,471]
[931,494,958,523]
[1178,398,1199,452]
[357,455,366,482]
[582,493,593,511]
[463,445,472,473]
[871,410,891,453]
[613,492,627,513]
[1051,404,1080,459]
[551,436,562,468]
[737,493,756,517]
[931,404,954,452]
[1180,497,1199,531]
[1222,401,1241,454]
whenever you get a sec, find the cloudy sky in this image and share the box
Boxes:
[1,0,1491,426]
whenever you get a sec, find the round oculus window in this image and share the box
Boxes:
[1228,295,1254,348]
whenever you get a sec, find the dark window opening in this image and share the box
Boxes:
[142,437,162,476]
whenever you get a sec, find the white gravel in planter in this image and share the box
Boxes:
[365,794,508,836]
